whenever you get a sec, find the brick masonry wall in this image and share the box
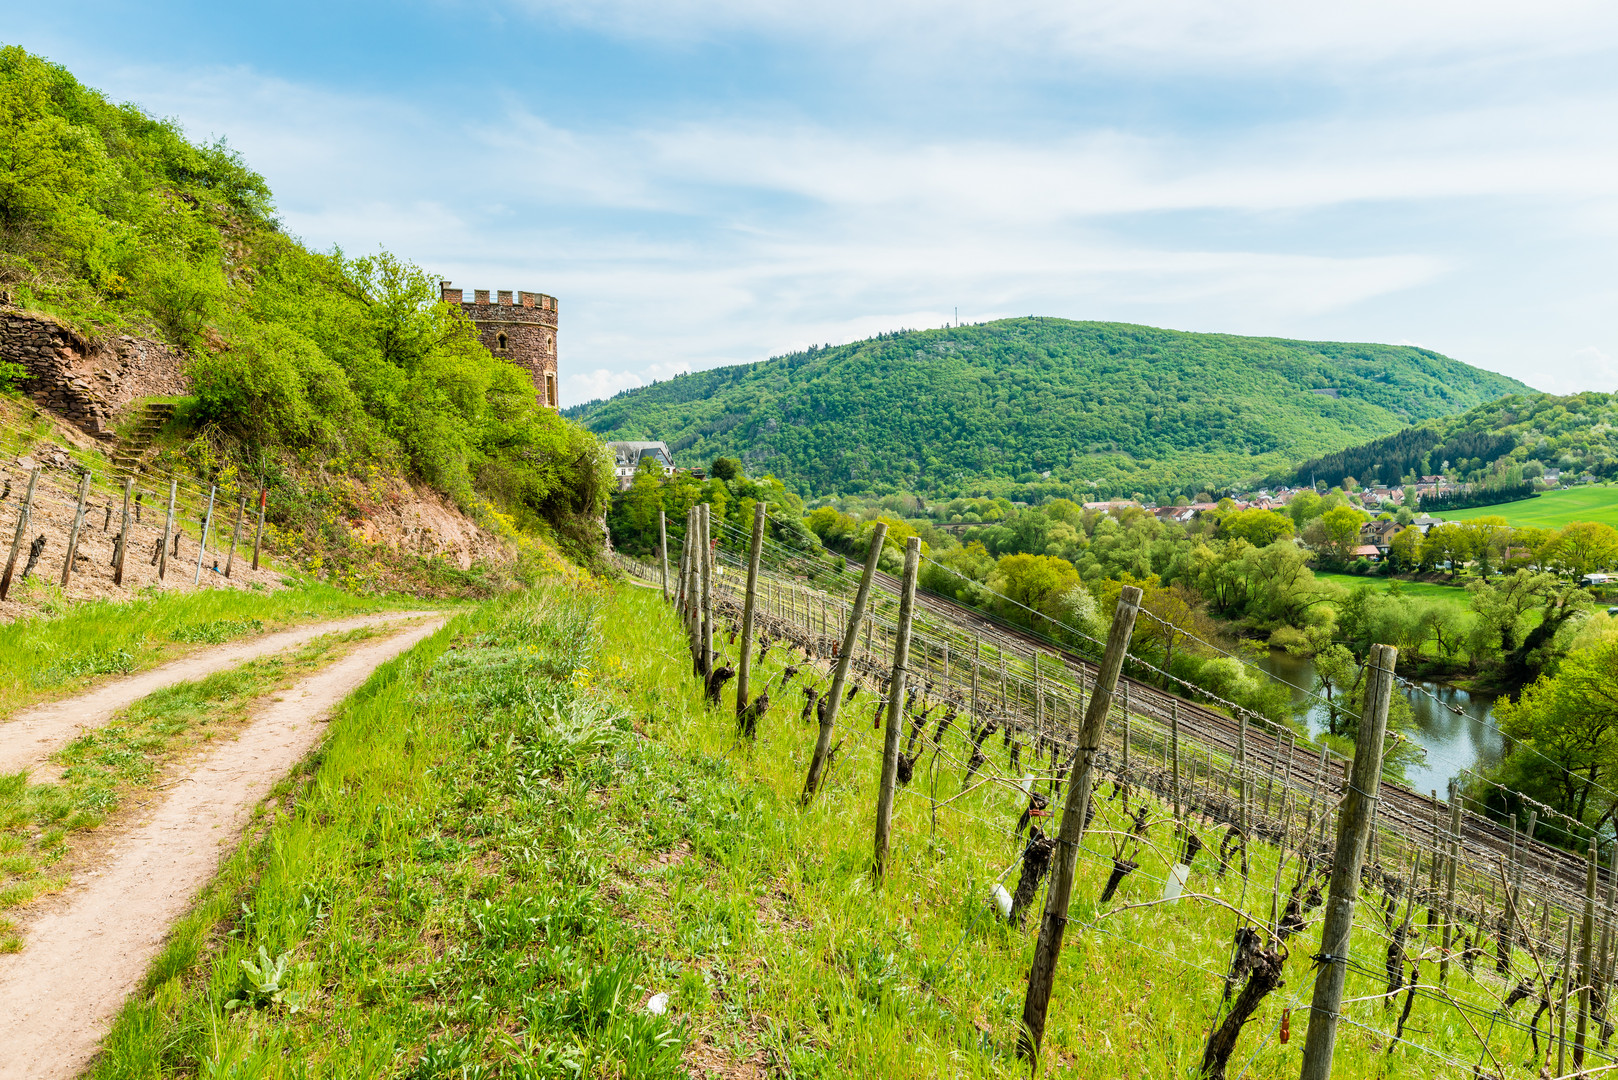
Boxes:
[442,285,560,408]
[0,308,189,439]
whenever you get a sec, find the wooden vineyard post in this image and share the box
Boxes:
[1018,585,1141,1065]
[112,478,133,585]
[193,484,216,585]
[1561,916,1575,1077]
[971,637,980,726]
[1237,712,1248,836]
[1033,656,1043,750]
[1299,642,1398,1080]
[157,480,176,581]
[735,503,766,727]
[1170,699,1182,832]
[803,523,887,802]
[699,504,713,680]
[224,498,246,578]
[1578,836,1599,1069]
[251,486,267,570]
[659,509,670,601]
[0,467,42,601]
[1599,846,1618,1016]
[673,512,688,614]
[1442,783,1461,984]
[684,508,700,664]
[1426,791,1441,942]
[872,536,920,880]
[60,471,92,587]
[1120,682,1130,797]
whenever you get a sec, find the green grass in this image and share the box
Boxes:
[0,627,382,949]
[89,582,1579,1078]
[0,581,429,719]
[1315,572,1473,612]
[1433,484,1618,529]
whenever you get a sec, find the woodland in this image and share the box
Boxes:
[571,318,1527,503]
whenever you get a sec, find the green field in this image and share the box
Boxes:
[1433,484,1618,529]
[1315,571,1472,611]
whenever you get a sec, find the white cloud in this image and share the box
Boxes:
[1560,346,1618,395]
[509,0,1618,72]
[66,42,1618,407]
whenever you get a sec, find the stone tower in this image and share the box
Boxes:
[440,282,559,408]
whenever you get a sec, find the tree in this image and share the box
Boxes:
[1318,505,1365,564]
[708,456,742,482]
[988,553,1083,629]
[1286,490,1322,528]
[1458,518,1509,578]
[617,456,665,553]
[1466,570,1568,672]
[1220,508,1294,547]
[1492,637,1618,832]
[1386,526,1424,572]
[1313,644,1359,736]
[1423,523,1472,579]
[1550,522,1618,578]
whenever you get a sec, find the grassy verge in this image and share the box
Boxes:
[90,582,1565,1078]
[0,581,433,719]
[0,626,385,952]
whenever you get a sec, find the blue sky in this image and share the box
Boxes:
[5,0,1618,405]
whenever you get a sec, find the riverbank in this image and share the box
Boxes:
[1256,649,1502,793]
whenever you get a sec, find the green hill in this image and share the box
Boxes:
[570,319,1529,500]
[1279,390,1618,492]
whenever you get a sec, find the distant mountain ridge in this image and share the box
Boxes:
[569,318,1530,500]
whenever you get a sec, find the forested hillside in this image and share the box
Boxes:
[0,45,607,566]
[570,319,1527,501]
[1281,390,1618,489]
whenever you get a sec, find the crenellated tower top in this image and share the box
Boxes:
[441,281,559,408]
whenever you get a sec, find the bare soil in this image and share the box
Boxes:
[0,610,441,778]
[0,617,447,1079]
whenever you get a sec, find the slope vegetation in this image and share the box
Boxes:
[572,319,1527,500]
[0,45,607,569]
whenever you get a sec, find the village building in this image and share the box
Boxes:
[607,440,675,489]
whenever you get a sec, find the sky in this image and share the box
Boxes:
[5,1,1618,406]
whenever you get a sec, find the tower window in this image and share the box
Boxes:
[496,333,508,351]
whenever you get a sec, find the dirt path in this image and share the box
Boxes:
[0,610,440,778]
[0,616,448,1080]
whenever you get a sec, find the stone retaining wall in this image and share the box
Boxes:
[0,309,188,440]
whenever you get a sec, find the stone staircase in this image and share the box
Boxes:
[108,400,177,475]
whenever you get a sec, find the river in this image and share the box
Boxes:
[1254,651,1504,795]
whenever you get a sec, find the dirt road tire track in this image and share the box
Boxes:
[0,616,449,1080]
[0,610,441,778]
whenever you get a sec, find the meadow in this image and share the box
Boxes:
[86,580,1585,1078]
[1433,484,1618,529]
[1314,571,1473,613]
